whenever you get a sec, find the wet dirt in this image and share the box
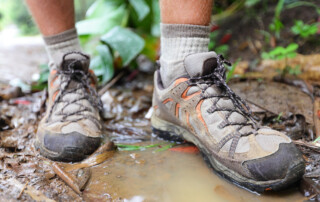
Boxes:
[0,72,316,201]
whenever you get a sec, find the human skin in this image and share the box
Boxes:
[160,0,214,25]
[25,0,214,37]
[25,0,75,36]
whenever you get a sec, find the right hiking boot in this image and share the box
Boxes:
[35,52,103,162]
[151,52,305,192]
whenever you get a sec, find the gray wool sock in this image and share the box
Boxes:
[160,23,210,88]
[43,28,83,69]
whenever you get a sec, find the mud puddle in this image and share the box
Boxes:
[84,139,305,202]
[0,73,316,201]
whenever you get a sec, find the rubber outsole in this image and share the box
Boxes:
[151,115,305,193]
[34,140,90,162]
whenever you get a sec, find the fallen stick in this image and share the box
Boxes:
[314,97,320,138]
[98,72,124,96]
[17,179,29,199]
[52,162,81,195]
[63,141,115,172]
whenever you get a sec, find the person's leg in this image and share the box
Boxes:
[26,0,82,68]
[159,0,213,87]
[25,0,102,162]
[152,0,305,191]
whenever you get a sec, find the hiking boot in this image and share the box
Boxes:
[35,52,103,162]
[151,52,305,192]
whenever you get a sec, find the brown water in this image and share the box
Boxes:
[83,140,305,202]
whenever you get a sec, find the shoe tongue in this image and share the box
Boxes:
[59,52,90,72]
[184,52,218,77]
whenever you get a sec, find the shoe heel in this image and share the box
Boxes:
[152,127,184,142]
[151,115,185,142]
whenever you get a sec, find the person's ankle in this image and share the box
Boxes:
[159,23,210,87]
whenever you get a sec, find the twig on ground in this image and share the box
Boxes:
[313,97,320,138]
[52,162,81,195]
[98,72,125,96]
[17,179,29,199]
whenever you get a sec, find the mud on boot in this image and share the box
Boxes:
[151,51,305,192]
[35,52,103,162]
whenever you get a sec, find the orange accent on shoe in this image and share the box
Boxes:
[186,111,194,132]
[154,105,158,109]
[50,69,57,75]
[52,91,59,101]
[181,86,201,100]
[50,76,58,88]
[175,103,180,118]
[174,78,188,87]
[196,100,209,133]
[88,69,95,75]
[162,98,173,104]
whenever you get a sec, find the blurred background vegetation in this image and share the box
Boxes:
[0,0,319,88]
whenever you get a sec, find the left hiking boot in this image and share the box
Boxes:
[35,52,103,162]
[151,51,305,192]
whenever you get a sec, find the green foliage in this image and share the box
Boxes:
[272,112,283,123]
[101,26,145,66]
[226,58,241,83]
[0,0,37,35]
[261,43,299,60]
[291,20,319,38]
[269,0,285,39]
[77,0,160,84]
[262,43,301,77]
[32,64,49,91]
[208,32,230,56]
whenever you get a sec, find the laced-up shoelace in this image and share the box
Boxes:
[46,52,103,129]
[188,54,258,157]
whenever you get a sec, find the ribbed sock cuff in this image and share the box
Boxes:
[43,28,83,69]
[160,23,210,38]
[160,23,210,87]
[43,28,78,45]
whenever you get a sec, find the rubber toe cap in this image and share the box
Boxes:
[244,143,305,181]
[43,131,101,162]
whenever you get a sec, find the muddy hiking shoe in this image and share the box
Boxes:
[152,52,305,192]
[35,52,103,162]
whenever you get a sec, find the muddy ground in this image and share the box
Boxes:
[0,68,320,201]
[1,3,320,201]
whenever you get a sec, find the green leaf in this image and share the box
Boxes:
[151,0,160,37]
[226,58,240,83]
[86,0,125,19]
[90,45,114,84]
[286,43,299,53]
[129,0,150,21]
[76,4,127,35]
[286,52,297,59]
[101,26,145,66]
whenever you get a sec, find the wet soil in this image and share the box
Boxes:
[0,71,317,201]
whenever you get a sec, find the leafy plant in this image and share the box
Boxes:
[208,30,230,56]
[226,58,241,83]
[269,0,285,39]
[261,43,298,60]
[77,0,160,84]
[262,43,300,77]
[272,112,283,123]
[291,20,319,38]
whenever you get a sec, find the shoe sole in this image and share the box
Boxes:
[34,139,89,162]
[34,128,101,162]
[151,114,304,193]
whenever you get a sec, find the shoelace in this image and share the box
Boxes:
[188,54,258,157]
[46,52,103,128]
